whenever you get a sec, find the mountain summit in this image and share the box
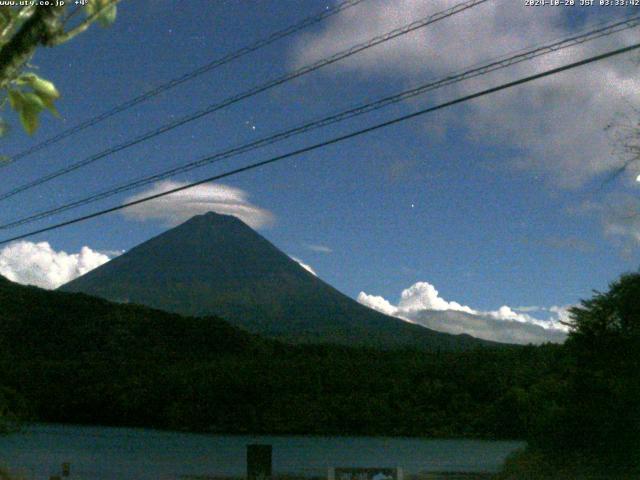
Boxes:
[61,212,491,349]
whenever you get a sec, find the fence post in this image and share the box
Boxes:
[247,444,272,480]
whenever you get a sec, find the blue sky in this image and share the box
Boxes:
[1,0,639,342]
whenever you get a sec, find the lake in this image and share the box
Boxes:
[0,424,524,480]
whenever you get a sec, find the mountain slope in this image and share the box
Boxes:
[0,273,261,362]
[61,212,494,350]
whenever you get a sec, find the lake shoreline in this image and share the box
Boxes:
[0,424,524,480]
[15,421,527,443]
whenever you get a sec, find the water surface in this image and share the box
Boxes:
[0,424,523,479]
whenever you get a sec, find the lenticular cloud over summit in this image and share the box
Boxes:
[121,181,274,229]
[358,281,569,344]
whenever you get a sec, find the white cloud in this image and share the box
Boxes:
[290,256,317,276]
[514,305,542,313]
[121,180,274,229]
[408,309,569,345]
[291,1,640,187]
[358,280,570,344]
[486,304,568,333]
[396,281,476,314]
[357,291,397,316]
[0,241,113,290]
[602,200,640,245]
[549,305,573,326]
[304,243,333,254]
[574,194,640,248]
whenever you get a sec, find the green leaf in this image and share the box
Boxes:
[85,0,98,14]
[13,72,32,84]
[23,92,46,111]
[19,101,40,135]
[35,91,60,118]
[7,89,24,110]
[16,73,60,100]
[17,93,47,134]
[14,74,60,120]
[99,4,117,27]
[87,0,117,27]
[7,79,60,134]
[33,78,60,100]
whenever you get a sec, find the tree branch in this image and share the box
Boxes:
[62,4,83,28]
[0,6,36,45]
[0,6,64,88]
[48,0,121,46]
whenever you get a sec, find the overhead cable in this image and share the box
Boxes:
[0,0,489,201]
[2,13,638,230]
[2,0,369,165]
[1,41,638,245]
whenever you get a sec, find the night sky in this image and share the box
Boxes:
[1,0,639,342]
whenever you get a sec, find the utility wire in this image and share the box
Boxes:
[2,13,638,231]
[1,41,638,246]
[0,0,489,202]
[2,0,368,165]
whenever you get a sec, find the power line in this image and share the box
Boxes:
[2,13,638,231]
[0,0,489,202]
[1,41,638,246]
[2,0,368,166]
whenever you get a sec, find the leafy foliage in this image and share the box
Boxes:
[501,272,640,477]
[0,385,27,435]
[562,273,640,469]
[7,74,59,134]
[0,2,118,138]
